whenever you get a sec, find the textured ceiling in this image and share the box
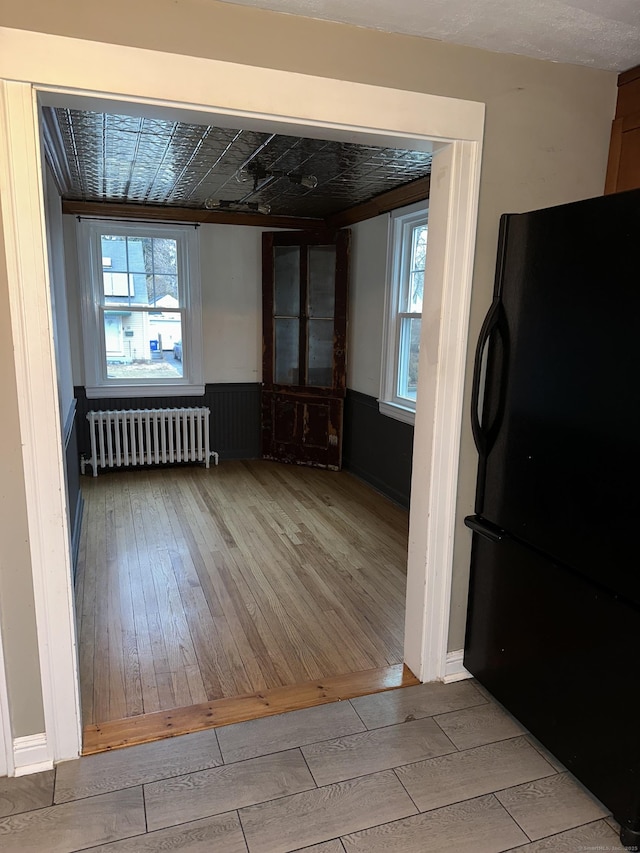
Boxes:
[216,0,640,72]
[44,108,432,219]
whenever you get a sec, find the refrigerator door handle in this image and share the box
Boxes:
[471,298,502,456]
[464,515,507,542]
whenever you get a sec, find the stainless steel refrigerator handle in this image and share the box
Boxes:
[471,298,501,456]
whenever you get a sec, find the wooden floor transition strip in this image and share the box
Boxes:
[82,663,419,754]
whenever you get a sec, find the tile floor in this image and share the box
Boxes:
[0,680,625,852]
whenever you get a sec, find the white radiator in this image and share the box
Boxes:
[82,408,218,476]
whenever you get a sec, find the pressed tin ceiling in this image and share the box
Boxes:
[44,107,433,219]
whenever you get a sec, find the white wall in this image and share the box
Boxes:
[43,168,74,428]
[347,214,389,398]
[200,224,263,384]
[64,218,265,386]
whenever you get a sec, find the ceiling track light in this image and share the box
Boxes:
[235,163,318,191]
[204,198,271,215]
[287,173,319,189]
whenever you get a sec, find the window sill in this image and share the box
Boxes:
[86,384,205,400]
[378,399,416,426]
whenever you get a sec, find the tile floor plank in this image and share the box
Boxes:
[86,812,249,852]
[434,703,525,750]
[350,681,486,729]
[0,787,145,853]
[239,769,417,853]
[0,771,54,818]
[396,736,556,812]
[302,716,456,786]
[55,727,222,802]
[145,748,315,831]
[341,793,527,853]
[524,735,567,773]
[291,843,345,852]
[217,701,365,763]
[504,819,625,851]
[495,772,609,841]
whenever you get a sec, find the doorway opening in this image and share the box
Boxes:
[48,96,431,751]
[0,34,483,767]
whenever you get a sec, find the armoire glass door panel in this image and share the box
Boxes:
[274,246,301,317]
[308,318,334,387]
[275,318,300,384]
[308,246,336,318]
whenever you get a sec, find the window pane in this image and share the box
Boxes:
[101,235,127,272]
[101,234,182,307]
[308,319,333,387]
[308,246,335,318]
[104,310,183,379]
[103,272,134,297]
[275,318,300,384]
[407,224,427,313]
[397,316,421,401]
[274,247,300,316]
[152,238,178,275]
[149,274,180,307]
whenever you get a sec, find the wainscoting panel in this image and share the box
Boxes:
[207,383,261,460]
[63,404,83,576]
[343,389,413,507]
[74,383,261,464]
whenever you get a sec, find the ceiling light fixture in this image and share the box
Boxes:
[236,162,318,191]
[204,198,271,215]
[287,173,319,190]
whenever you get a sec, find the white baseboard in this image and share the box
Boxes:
[444,649,472,683]
[13,733,52,776]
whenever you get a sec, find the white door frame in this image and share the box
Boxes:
[0,26,484,765]
[0,626,13,776]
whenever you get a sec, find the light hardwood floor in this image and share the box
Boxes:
[75,460,409,730]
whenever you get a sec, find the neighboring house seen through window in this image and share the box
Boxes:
[380,202,428,424]
[78,220,203,398]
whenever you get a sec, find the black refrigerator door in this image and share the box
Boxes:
[474,189,640,605]
[464,526,640,836]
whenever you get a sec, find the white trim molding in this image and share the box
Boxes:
[404,139,483,683]
[0,26,484,764]
[379,200,428,424]
[0,79,82,766]
[444,649,472,683]
[13,734,52,777]
[0,627,14,777]
[76,218,204,399]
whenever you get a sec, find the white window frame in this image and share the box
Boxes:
[77,219,204,398]
[379,201,429,425]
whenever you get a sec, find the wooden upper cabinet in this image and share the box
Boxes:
[605,65,640,194]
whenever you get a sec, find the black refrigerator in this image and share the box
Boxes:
[464,188,640,848]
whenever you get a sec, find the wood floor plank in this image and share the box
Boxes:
[113,483,144,719]
[82,665,419,754]
[169,484,255,696]
[129,483,172,678]
[123,485,161,716]
[77,461,410,738]
[237,521,350,679]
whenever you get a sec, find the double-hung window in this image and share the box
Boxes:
[78,219,203,398]
[380,202,428,424]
